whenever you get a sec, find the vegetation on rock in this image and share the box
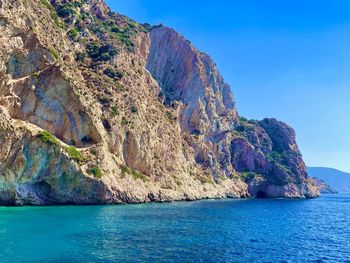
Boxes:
[86,42,117,62]
[120,165,149,182]
[37,131,59,145]
[241,172,260,183]
[65,146,85,163]
[87,166,103,178]
[103,67,124,80]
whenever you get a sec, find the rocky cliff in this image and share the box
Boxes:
[311,177,338,194]
[0,0,319,205]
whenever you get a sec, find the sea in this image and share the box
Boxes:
[0,194,349,262]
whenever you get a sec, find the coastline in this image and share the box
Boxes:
[0,193,321,207]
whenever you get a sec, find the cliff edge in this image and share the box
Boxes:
[0,0,319,205]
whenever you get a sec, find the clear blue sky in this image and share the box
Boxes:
[106,0,350,172]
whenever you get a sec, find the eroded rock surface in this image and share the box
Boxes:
[0,0,318,205]
[146,27,318,198]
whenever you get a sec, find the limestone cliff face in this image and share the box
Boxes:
[146,27,236,128]
[146,26,318,198]
[0,0,318,205]
[146,27,238,178]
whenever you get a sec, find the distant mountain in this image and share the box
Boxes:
[308,167,350,192]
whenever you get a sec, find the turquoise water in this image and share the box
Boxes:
[0,194,349,262]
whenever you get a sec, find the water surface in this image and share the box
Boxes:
[0,194,349,262]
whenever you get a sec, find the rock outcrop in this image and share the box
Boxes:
[311,177,338,194]
[146,27,318,198]
[0,0,319,205]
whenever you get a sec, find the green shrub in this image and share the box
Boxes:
[49,48,59,60]
[241,172,260,183]
[248,119,258,124]
[103,67,124,80]
[115,82,125,91]
[115,32,134,49]
[275,163,292,175]
[86,42,100,58]
[87,166,103,178]
[40,0,63,28]
[37,131,58,145]
[86,42,117,61]
[75,51,86,62]
[111,26,120,33]
[120,165,149,182]
[110,106,119,117]
[90,148,97,156]
[142,23,151,31]
[195,174,214,185]
[165,111,174,122]
[235,125,246,133]
[266,151,284,163]
[57,6,75,17]
[65,146,85,162]
[54,1,83,19]
[99,53,114,61]
[40,0,55,12]
[76,12,88,23]
[67,28,79,40]
[121,117,128,126]
[239,116,248,123]
[86,16,139,51]
[120,165,129,175]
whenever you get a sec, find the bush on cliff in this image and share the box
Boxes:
[57,6,75,18]
[110,106,119,117]
[103,67,124,80]
[239,116,248,123]
[37,131,58,145]
[67,28,79,40]
[87,166,103,178]
[75,51,86,63]
[120,165,148,182]
[86,41,117,62]
[241,172,259,183]
[165,111,174,122]
[65,146,85,163]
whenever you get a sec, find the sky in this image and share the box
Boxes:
[105,0,350,172]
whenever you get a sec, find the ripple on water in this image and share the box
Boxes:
[0,194,349,262]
